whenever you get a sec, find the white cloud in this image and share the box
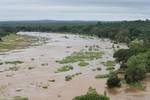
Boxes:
[0,0,149,21]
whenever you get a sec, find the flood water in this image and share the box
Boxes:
[0,32,141,100]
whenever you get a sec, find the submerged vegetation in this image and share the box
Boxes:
[0,34,41,52]
[5,60,23,65]
[65,72,82,81]
[78,61,89,67]
[104,60,115,67]
[56,65,73,73]
[1,20,150,99]
[73,87,109,100]
[57,51,103,64]
[65,75,72,81]
[103,60,115,71]
[95,74,109,79]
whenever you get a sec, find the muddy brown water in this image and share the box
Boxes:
[0,32,148,100]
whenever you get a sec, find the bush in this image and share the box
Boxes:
[73,87,109,100]
[65,75,72,81]
[106,72,121,88]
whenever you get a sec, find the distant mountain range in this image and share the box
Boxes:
[0,20,98,26]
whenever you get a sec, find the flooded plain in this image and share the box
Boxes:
[0,32,148,100]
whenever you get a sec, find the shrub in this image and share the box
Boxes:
[73,87,109,100]
[0,62,3,65]
[96,67,102,71]
[106,72,121,88]
[42,86,48,89]
[65,75,72,81]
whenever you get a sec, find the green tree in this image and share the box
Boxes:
[113,49,134,63]
[115,29,130,43]
[125,54,147,83]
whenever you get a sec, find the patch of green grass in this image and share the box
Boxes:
[5,61,23,65]
[65,72,82,81]
[104,60,115,71]
[57,51,103,64]
[129,82,146,90]
[104,60,115,67]
[14,96,28,100]
[79,35,94,39]
[0,34,45,52]
[106,66,115,70]
[95,74,109,79]
[56,65,73,72]
[78,61,89,67]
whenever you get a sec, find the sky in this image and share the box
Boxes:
[0,0,150,21]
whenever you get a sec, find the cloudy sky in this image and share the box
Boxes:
[0,0,150,21]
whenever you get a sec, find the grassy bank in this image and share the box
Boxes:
[0,34,44,52]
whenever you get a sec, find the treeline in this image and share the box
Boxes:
[0,26,16,39]
[1,20,150,43]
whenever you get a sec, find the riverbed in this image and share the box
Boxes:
[0,32,142,100]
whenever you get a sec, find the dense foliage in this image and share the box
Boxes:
[106,72,121,88]
[73,87,109,100]
[125,54,147,83]
[1,20,150,43]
